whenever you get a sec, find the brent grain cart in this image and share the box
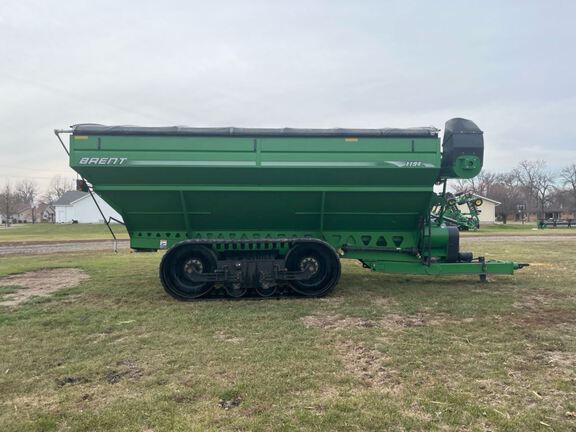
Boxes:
[56,118,526,300]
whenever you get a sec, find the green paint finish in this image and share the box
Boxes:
[452,155,482,178]
[70,134,442,238]
[68,123,521,278]
[366,260,516,275]
[128,230,419,252]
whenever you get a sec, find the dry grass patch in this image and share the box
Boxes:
[213,331,245,344]
[301,314,378,330]
[337,340,400,389]
[301,312,437,331]
[546,351,576,370]
[0,268,89,306]
[7,394,62,415]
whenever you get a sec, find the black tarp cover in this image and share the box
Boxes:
[72,124,439,138]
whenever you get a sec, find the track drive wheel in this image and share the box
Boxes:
[160,244,218,300]
[285,242,341,297]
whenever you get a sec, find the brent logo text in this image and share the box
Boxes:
[78,157,128,165]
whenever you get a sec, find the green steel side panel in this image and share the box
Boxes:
[412,139,439,152]
[103,137,255,152]
[75,135,257,152]
[260,137,421,153]
[70,133,444,257]
[127,229,421,252]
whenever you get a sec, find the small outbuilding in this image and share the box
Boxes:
[53,191,123,224]
[458,194,500,225]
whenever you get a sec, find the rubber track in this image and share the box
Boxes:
[161,237,339,300]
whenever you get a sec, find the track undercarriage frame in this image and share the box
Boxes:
[159,238,342,300]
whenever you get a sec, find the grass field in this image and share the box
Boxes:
[461,223,576,236]
[0,240,575,431]
[0,224,129,243]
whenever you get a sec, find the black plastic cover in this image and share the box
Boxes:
[72,124,439,138]
[441,118,484,167]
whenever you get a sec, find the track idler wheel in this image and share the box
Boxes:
[285,242,341,297]
[225,283,248,298]
[255,285,278,297]
[160,244,218,300]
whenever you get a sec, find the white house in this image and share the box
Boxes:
[457,194,501,225]
[40,203,56,223]
[1,203,54,225]
[53,191,123,224]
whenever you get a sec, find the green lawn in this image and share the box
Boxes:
[0,240,575,431]
[0,224,128,243]
[463,222,576,236]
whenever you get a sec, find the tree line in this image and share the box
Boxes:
[0,176,75,227]
[452,160,576,223]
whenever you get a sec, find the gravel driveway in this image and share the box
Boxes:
[0,240,130,256]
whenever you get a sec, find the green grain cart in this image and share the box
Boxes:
[57,118,526,300]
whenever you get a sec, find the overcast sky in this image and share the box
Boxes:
[1,0,574,191]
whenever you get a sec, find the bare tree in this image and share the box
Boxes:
[513,160,537,205]
[513,160,555,219]
[0,181,17,228]
[451,170,497,196]
[451,178,471,194]
[560,163,576,212]
[490,173,522,224]
[15,179,39,223]
[46,175,74,203]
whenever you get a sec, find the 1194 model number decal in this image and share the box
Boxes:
[388,160,435,168]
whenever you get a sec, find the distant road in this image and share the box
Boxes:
[1,235,574,256]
